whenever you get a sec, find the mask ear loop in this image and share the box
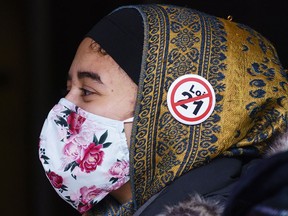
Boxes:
[123,117,134,123]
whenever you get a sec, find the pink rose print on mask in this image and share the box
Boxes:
[108,160,129,190]
[78,202,93,214]
[64,130,112,176]
[76,185,105,213]
[50,103,67,120]
[81,185,103,204]
[109,160,129,180]
[53,108,85,140]
[70,121,102,149]
[107,160,129,190]
[77,143,104,173]
[63,142,82,161]
[67,111,86,135]
[46,170,67,192]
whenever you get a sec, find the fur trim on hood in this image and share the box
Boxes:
[157,130,288,216]
[264,130,288,157]
[156,194,224,216]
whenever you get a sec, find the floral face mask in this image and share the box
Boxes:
[38,98,132,213]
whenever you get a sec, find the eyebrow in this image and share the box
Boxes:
[67,71,103,84]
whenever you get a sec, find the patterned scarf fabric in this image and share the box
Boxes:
[87,4,288,215]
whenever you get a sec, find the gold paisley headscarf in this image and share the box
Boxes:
[87,4,288,215]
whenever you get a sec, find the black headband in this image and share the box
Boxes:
[86,8,144,84]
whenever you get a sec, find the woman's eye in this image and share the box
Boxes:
[80,88,93,96]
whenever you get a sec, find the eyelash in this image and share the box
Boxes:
[60,87,96,98]
[80,88,93,96]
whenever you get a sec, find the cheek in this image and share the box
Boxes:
[129,84,138,100]
[81,101,108,116]
[128,86,138,106]
[118,84,137,104]
[110,71,138,103]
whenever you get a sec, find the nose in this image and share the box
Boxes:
[64,88,79,105]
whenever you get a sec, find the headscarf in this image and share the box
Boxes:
[86,8,144,84]
[86,4,288,215]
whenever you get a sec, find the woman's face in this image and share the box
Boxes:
[65,37,138,121]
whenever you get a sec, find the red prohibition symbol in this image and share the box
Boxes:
[167,74,216,125]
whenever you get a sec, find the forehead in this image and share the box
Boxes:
[74,38,105,61]
[69,38,112,73]
[68,37,134,84]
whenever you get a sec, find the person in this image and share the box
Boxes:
[38,3,288,216]
[222,132,288,216]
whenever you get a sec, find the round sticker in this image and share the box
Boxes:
[167,74,216,125]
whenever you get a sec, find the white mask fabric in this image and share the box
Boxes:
[38,98,131,213]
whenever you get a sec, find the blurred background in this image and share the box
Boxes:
[1,0,287,215]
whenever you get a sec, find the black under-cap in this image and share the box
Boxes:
[86,8,144,84]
